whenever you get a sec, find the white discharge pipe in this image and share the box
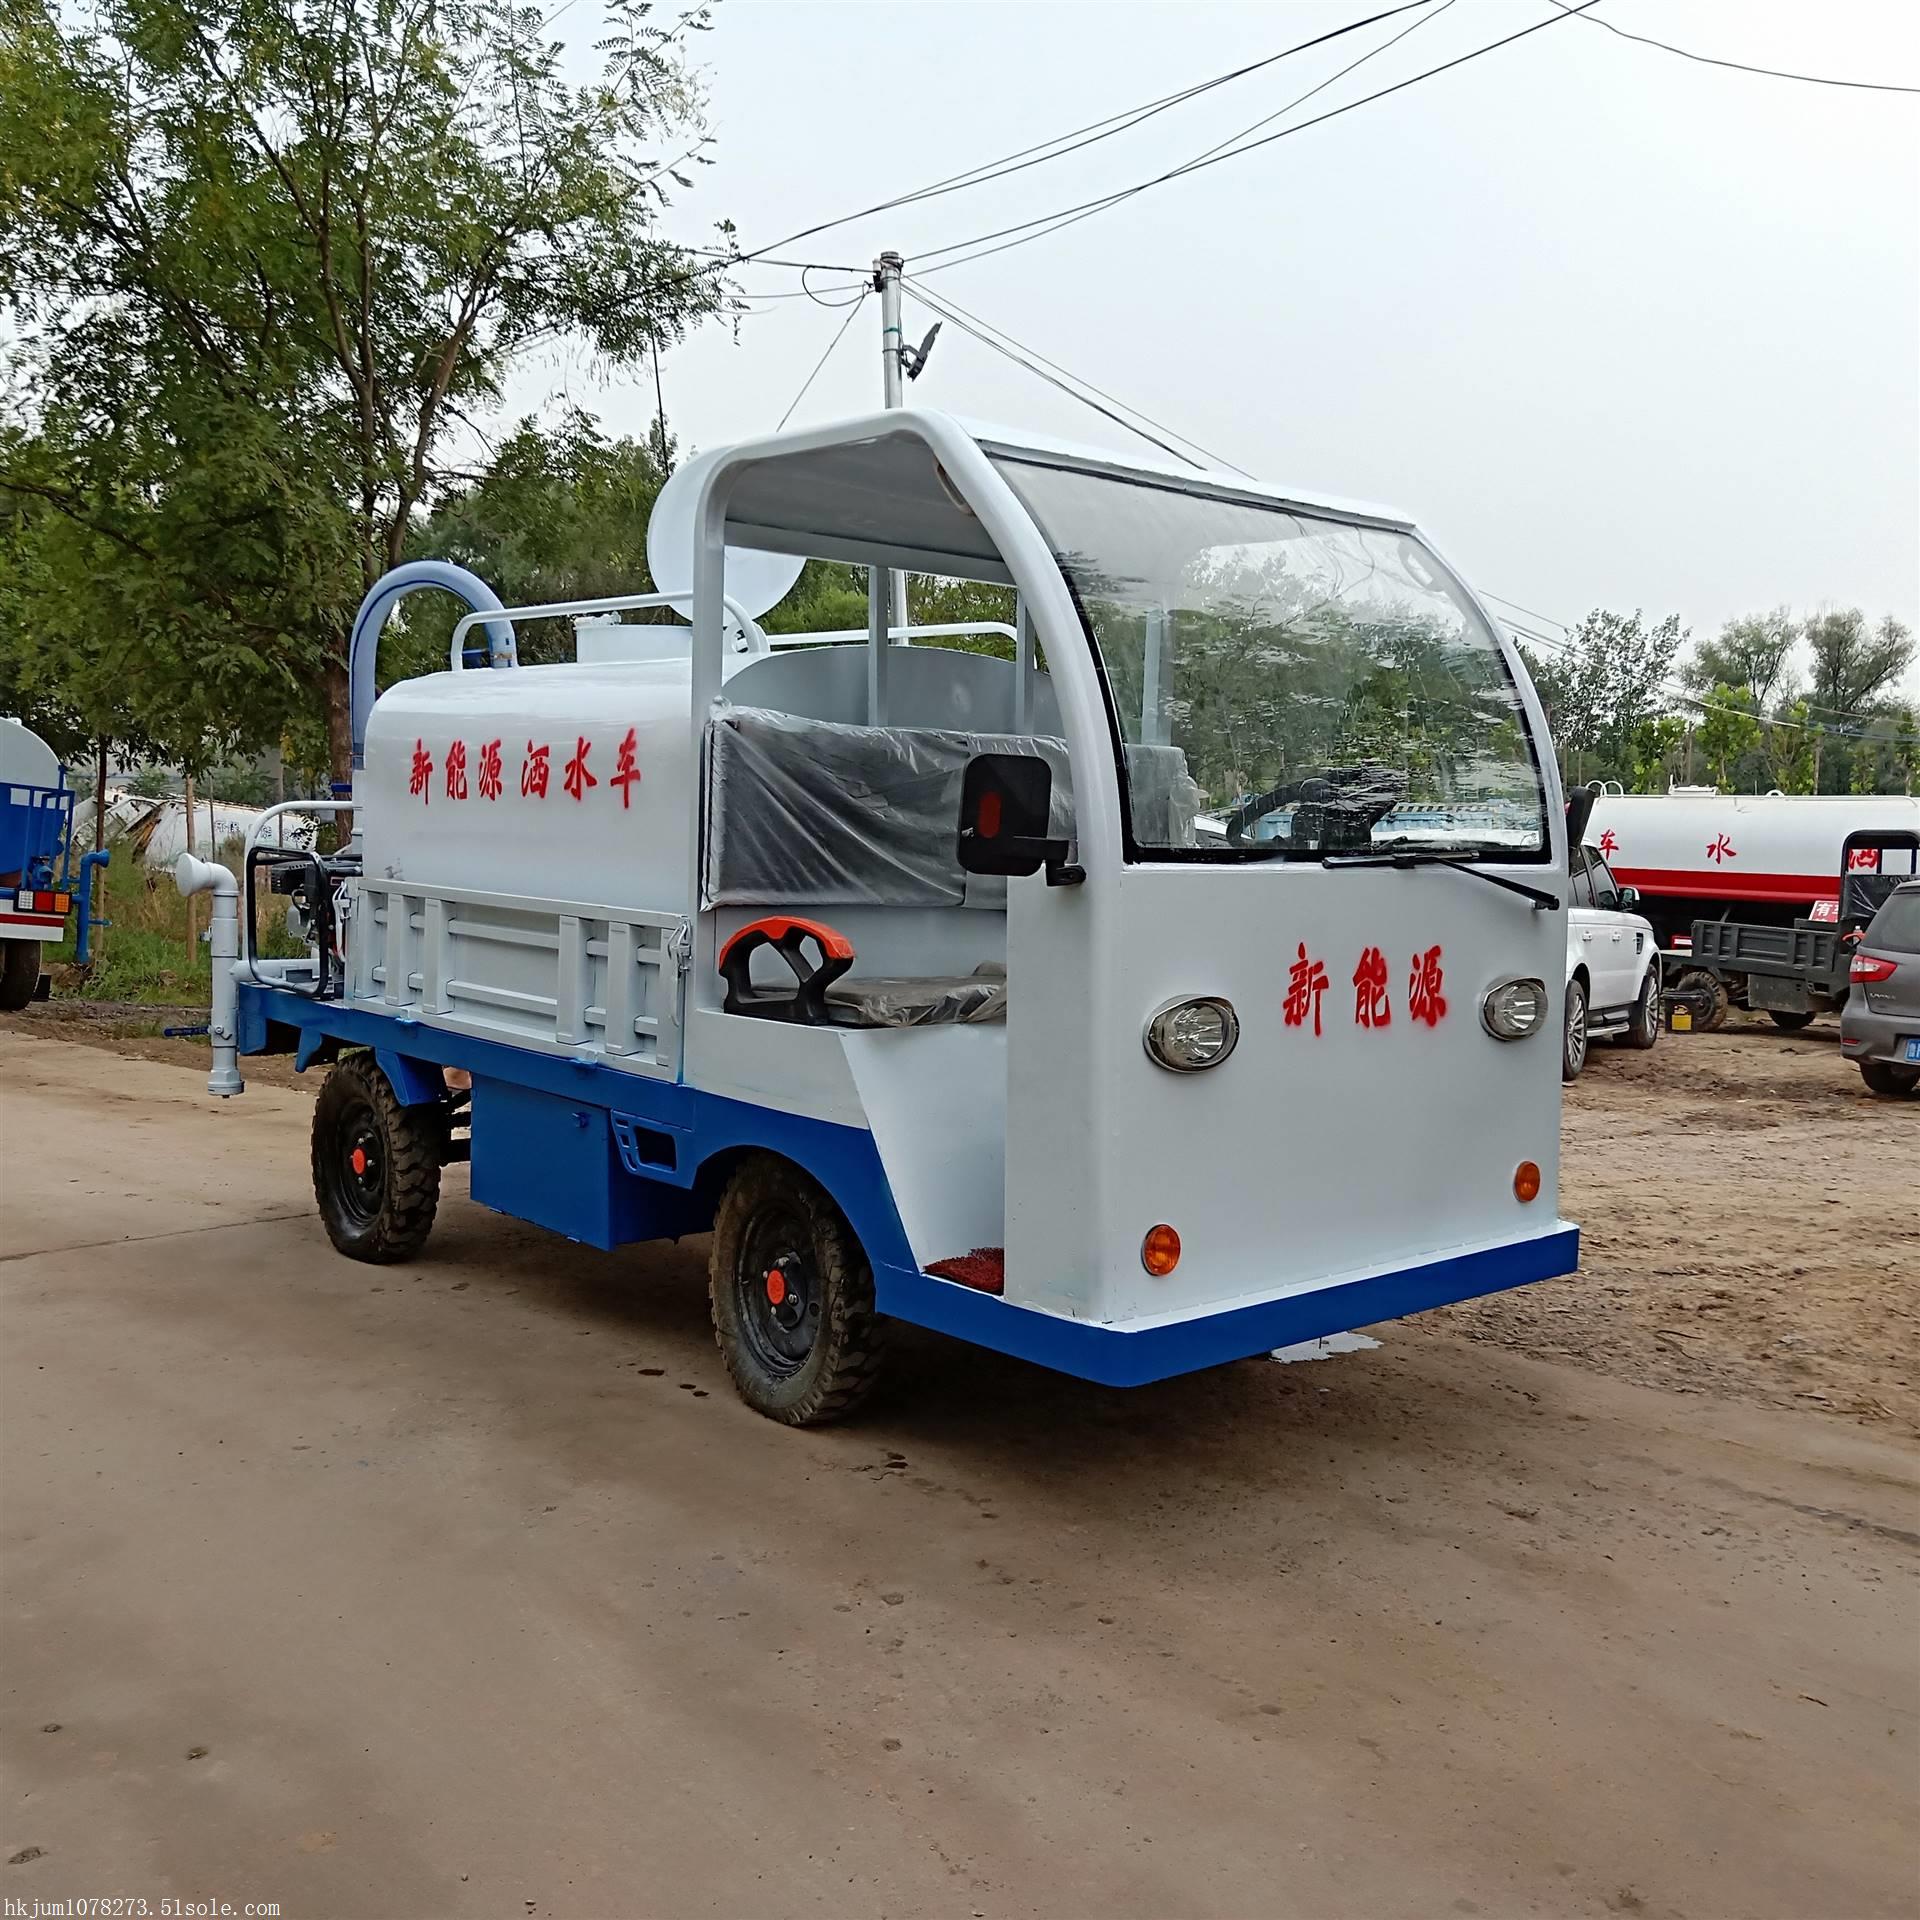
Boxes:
[175,853,243,1097]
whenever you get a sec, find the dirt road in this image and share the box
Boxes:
[2,1029,1916,1919]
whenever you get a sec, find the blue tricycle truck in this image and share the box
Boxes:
[0,717,108,1009]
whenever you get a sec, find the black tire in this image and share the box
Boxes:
[1561,976,1589,1082]
[0,938,41,1012]
[310,1054,444,1262]
[1673,966,1730,1033]
[1620,969,1660,1051]
[1860,1060,1920,1098]
[709,1154,887,1425]
[1768,1009,1816,1031]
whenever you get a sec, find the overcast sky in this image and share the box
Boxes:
[511,0,1919,689]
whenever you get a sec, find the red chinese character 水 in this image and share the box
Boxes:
[1284,942,1329,1036]
[611,726,641,809]
[409,738,433,803]
[1352,945,1391,1028]
[1598,828,1618,857]
[477,738,503,801]
[1706,833,1736,865]
[521,741,551,800]
[562,735,597,802]
[445,738,468,801]
[1408,944,1447,1027]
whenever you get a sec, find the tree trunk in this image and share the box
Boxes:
[325,654,353,790]
[93,737,110,851]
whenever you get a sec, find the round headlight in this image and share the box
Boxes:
[1482,976,1548,1041]
[1144,996,1240,1071]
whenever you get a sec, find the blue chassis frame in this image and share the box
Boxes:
[245,981,1578,1388]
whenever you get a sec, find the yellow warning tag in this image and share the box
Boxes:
[1673,1011,1692,1032]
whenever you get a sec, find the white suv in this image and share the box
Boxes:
[1564,844,1660,1080]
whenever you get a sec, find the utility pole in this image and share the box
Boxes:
[875,250,907,638]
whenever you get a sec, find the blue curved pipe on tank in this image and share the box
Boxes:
[347,561,515,770]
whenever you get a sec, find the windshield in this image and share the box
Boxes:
[993,457,1548,862]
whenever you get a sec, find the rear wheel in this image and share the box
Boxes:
[1561,977,1589,1082]
[1620,970,1660,1050]
[311,1054,445,1261]
[0,938,41,1011]
[1860,1060,1920,1098]
[1768,1009,1816,1031]
[709,1155,887,1425]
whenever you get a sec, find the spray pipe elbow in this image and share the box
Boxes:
[175,851,237,899]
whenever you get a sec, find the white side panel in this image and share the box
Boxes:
[842,1026,1007,1269]
[0,720,61,789]
[683,1006,868,1129]
[348,878,684,1079]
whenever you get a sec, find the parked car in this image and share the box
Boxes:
[1840,880,1920,1098]
[1564,843,1660,1081]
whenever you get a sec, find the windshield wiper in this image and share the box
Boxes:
[1320,847,1561,912]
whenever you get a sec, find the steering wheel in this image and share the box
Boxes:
[1223,764,1407,849]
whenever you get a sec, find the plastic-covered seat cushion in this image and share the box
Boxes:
[825,963,1007,1027]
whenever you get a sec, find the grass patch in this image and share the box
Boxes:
[48,832,305,1003]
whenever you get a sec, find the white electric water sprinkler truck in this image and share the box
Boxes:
[177,412,1579,1424]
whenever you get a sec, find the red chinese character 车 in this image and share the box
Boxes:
[445,738,468,801]
[1408,944,1447,1027]
[1284,942,1329,1036]
[1706,833,1736,864]
[477,738,503,801]
[1598,828,1618,857]
[521,741,551,800]
[409,738,433,803]
[1353,945,1391,1028]
[563,735,597,802]
[611,727,641,809]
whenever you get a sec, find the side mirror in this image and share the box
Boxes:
[957,753,1081,885]
[1618,885,1641,909]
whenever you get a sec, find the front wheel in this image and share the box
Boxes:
[311,1054,445,1261]
[1561,977,1589,1082]
[1672,966,1730,1032]
[1860,1060,1920,1098]
[709,1155,887,1425]
[1620,970,1660,1050]
[0,938,41,1012]
[1768,1009,1817,1032]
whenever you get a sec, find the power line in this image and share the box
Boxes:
[900,282,1210,472]
[918,0,1459,277]
[903,278,1255,476]
[908,0,1602,273]
[1544,0,1919,95]
[740,1,1436,263]
[774,290,868,433]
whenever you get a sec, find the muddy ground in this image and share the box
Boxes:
[1,1013,1916,1919]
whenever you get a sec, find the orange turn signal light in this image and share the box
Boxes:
[1141,1224,1181,1276]
[1513,1161,1542,1204]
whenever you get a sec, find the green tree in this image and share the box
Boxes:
[1799,609,1916,793]
[1685,608,1799,711]
[1693,684,1761,790]
[1522,608,1687,787]
[0,0,725,781]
